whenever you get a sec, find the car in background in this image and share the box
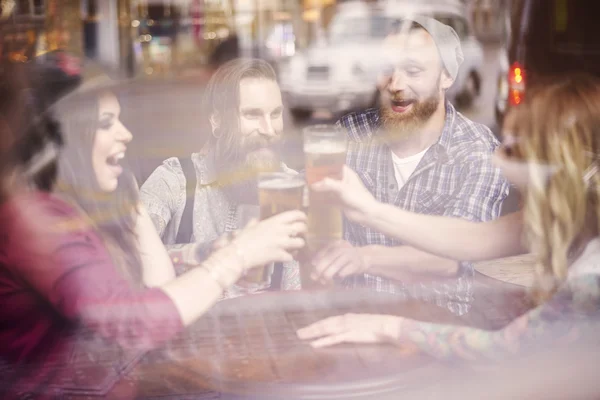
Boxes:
[279,0,484,121]
[495,0,600,129]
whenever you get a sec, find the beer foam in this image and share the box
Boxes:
[259,178,305,190]
[304,141,347,154]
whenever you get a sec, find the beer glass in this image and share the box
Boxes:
[302,125,348,289]
[304,124,347,243]
[244,172,305,284]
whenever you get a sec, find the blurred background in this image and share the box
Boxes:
[0,0,512,182]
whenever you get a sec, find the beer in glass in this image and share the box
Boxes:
[301,125,347,289]
[245,172,305,284]
[304,124,347,243]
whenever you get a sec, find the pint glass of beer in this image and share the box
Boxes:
[302,125,347,289]
[244,172,305,284]
[304,124,347,243]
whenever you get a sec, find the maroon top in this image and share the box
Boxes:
[0,192,183,397]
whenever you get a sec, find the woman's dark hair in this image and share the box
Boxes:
[203,58,277,169]
[0,60,62,198]
[0,61,27,187]
[52,89,142,285]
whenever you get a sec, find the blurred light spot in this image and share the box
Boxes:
[512,90,521,105]
[132,20,140,28]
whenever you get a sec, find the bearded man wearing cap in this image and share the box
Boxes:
[312,17,509,316]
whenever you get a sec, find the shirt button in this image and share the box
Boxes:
[389,184,395,189]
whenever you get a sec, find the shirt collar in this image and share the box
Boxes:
[435,101,457,155]
[192,151,218,185]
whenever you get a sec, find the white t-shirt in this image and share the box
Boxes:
[391,147,430,190]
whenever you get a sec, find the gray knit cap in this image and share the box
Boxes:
[401,15,464,81]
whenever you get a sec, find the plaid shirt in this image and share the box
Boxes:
[338,102,509,315]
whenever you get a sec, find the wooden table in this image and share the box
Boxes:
[475,254,536,287]
[59,279,532,400]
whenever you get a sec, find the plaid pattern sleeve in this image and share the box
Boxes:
[338,104,509,316]
[442,153,508,222]
[438,117,509,223]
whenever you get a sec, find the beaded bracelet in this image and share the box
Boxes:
[203,242,247,288]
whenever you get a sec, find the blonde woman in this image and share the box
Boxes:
[298,74,600,360]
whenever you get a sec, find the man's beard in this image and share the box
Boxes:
[219,134,282,204]
[379,85,441,143]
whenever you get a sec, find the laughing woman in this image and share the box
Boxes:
[0,64,306,397]
[298,74,600,361]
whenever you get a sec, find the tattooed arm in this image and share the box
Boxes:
[298,275,600,361]
[403,275,600,361]
[400,301,566,361]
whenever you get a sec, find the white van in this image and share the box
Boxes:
[279,0,484,120]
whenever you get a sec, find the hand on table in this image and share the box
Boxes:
[311,166,378,224]
[297,313,402,348]
[311,240,369,284]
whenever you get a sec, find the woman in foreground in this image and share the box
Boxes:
[0,62,306,397]
[298,74,600,360]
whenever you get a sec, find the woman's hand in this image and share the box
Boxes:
[311,166,379,224]
[210,230,239,252]
[297,313,402,348]
[233,210,307,271]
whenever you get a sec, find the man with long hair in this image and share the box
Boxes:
[140,58,296,294]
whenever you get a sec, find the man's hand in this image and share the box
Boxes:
[311,240,370,284]
[311,166,379,225]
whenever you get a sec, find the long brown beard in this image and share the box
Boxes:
[219,138,282,204]
[379,92,440,142]
[244,148,281,173]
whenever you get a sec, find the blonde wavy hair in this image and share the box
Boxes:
[504,74,600,303]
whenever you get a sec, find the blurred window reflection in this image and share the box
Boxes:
[329,15,396,44]
[435,15,469,39]
[16,0,31,15]
[329,13,471,45]
[14,0,43,16]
